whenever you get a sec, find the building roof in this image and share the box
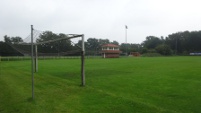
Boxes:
[102,44,119,47]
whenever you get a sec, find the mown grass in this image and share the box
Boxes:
[0,57,201,113]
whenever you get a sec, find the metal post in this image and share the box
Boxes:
[125,26,127,44]
[31,25,34,99]
[81,34,85,86]
[35,45,38,72]
[125,25,128,55]
[0,56,1,76]
[175,38,177,55]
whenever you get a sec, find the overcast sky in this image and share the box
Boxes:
[1,0,201,44]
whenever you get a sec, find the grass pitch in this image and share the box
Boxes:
[0,57,201,113]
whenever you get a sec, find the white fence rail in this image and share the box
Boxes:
[0,56,101,61]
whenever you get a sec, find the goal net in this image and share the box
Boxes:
[6,25,85,99]
[10,28,84,57]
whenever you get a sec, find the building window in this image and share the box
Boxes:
[109,47,113,50]
[114,47,119,50]
[102,47,107,50]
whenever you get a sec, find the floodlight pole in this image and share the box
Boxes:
[81,34,85,86]
[31,25,34,99]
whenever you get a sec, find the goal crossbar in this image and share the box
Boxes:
[19,34,83,47]
[36,34,83,45]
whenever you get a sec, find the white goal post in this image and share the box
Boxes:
[30,25,85,99]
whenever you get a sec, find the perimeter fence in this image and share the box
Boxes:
[0,56,102,61]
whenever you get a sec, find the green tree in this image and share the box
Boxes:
[142,36,162,49]
[86,38,99,51]
[120,43,129,54]
[3,35,24,56]
[99,39,110,46]
[165,31,197,54]
[37,31,73,54]
[111,40,119,45]
[155,44,172,55]
[187,31,201,53]
[0,41,22,56]
[11,36,23,44]
[4,35,11,43]
[130,44,141,52]
[4,35,23,44]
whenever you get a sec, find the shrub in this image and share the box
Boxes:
[141,53,162,57]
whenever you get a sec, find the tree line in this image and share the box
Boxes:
[1,30,201,56]
[142,31,201,55]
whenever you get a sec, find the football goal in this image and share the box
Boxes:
[7,25,85,99]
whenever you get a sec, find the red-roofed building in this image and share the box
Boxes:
[101,44,121,58]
